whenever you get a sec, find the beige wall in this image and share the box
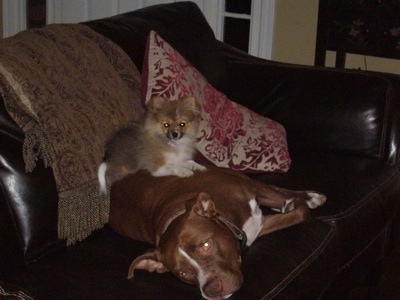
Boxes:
[0,0,3,38]
[0,1,397,74]
[272,0,400,75]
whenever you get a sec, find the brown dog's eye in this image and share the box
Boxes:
[163,123,170,128]
[202,240,211,252]
[177,269,196,284]
[179,122,186,127]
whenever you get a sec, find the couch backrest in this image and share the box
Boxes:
[84,1,226,91]
[222,56,400,166]
[0,2,224,270]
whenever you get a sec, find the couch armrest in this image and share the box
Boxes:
[219,43,400,166]
[0,97,61,269]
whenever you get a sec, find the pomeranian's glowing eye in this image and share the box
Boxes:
[179,122,186,127]
[163,123,170,128]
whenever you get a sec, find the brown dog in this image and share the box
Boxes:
[109,167,326,300]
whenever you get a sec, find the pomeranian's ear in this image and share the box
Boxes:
[181,96,201,115]
[147,96,165,113]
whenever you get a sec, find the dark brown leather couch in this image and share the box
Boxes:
[1,2,400,299]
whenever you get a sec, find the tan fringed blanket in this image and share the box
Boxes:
[0,24,143,245]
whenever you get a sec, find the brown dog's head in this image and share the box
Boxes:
[128,192,243,300]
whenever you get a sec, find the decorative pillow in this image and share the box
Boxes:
[142,30,291,172]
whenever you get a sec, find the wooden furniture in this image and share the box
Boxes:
[315,0,400,68]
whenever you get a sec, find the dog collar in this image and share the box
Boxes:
[156,209,186,246]
[214,214,248,252]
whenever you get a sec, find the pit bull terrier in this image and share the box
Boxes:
[109,167,326,300]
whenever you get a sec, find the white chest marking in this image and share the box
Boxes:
[242,198,263,246]
[163,146,191,165]
[164,136,194,163]
[152,137,197,177]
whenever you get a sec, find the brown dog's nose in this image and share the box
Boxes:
[203,277,223,298]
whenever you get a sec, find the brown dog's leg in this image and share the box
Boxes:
[249,180,298,209]
[258,200,310,237]
[251,180,326,212]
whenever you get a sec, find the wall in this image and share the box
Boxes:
[272,0,400,75]
[2,0,399,74]
[2,0,273,59]
[0,0,3,38]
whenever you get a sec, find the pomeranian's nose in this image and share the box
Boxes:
[168,130,181,140]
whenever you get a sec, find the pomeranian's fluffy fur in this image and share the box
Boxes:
[98,96,206,194]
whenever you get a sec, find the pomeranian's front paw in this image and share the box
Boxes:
[174,168,194,177]
[188,160,206,172]
[193,164,206,172]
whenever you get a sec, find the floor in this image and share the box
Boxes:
[380,242,400,300]
[349,238,400,300]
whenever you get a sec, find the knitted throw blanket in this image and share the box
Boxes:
[0,24,143,245]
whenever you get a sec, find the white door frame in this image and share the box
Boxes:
[3,0,27,38]
[204,0,275,59]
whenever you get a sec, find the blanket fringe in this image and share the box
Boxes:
[58,182,110,246]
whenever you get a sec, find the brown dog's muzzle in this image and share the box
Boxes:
[203,277,223,297]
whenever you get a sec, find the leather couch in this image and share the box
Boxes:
[1,2,400,299]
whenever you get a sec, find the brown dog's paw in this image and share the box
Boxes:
[306,192,326,209]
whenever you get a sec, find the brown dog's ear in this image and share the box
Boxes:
[191,192,218,219]
[147,96,165,113]
[127,248,168,279]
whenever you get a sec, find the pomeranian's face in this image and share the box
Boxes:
[145,96,200,140]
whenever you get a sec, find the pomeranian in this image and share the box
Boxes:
[98,96,206,194]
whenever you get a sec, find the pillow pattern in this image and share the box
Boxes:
[142,30,291,172]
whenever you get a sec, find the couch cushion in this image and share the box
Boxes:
[250,152,400,266]
[0,280,33,299]
[142,30,291,173]
[8,221,337,299]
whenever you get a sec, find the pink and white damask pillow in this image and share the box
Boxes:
[142,30,291,172]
